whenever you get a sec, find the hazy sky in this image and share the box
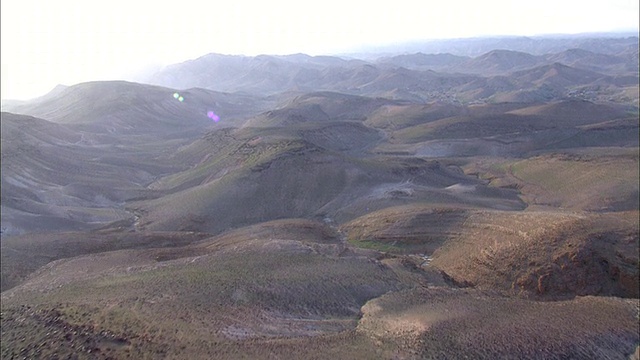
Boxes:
[1,0,638,100]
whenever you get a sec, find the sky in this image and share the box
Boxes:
[1,0,638,100]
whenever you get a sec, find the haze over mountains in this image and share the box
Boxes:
[143,36,638,106]
[1,34,639,359]
[355,33,639,57]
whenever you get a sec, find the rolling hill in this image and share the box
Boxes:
[130,127,524,234]
[3,81,275,136]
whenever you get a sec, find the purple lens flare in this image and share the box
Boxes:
[207,110,220,122]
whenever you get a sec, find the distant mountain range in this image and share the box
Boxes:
[345,33,639,57]
[143,37,638,105]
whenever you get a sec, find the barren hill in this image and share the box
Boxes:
[454,49,545,75]
[130,131,515,234]
[3,81,274,136]
[1,219,410,359]
[244,92,398,128]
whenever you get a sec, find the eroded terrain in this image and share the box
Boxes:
[2,37,639,359]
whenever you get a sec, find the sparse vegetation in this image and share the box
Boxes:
[2,36,639,359]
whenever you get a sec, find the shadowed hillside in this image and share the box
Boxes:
[1,112,176,235]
